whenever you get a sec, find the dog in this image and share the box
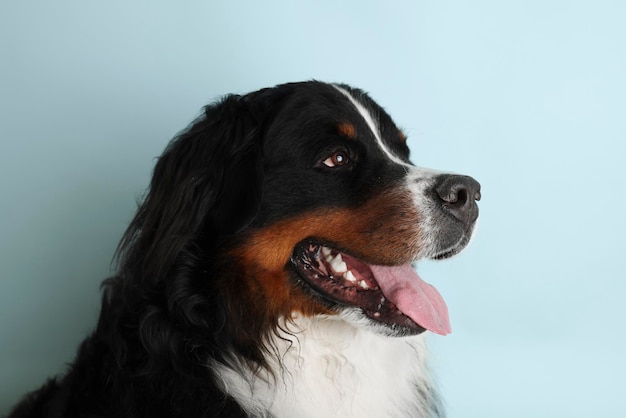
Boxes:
[9,81,480,417]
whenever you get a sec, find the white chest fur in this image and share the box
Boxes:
[214,315,442,417]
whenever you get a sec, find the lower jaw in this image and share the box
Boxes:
[289,243,426,336]
[339,308,427,337]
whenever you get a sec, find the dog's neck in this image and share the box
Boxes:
[213,315,443,417]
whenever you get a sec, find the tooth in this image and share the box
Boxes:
[345,271,356,282]
[358,280,369,289]
[321,247,332,257]
[333,261,347,273]
[328,253,344,270]
[330,254,346,272]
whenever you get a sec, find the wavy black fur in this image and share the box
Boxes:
[7,86,295,417]
[8,81,454,418]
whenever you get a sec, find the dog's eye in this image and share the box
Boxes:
[322,151,350,168]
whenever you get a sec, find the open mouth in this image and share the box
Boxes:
[290,241,451,336]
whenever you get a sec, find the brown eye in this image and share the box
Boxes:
[323,151,350,168]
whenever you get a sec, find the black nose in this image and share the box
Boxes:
[434,175,481,224]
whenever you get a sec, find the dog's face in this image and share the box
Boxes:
[222,82,481,337]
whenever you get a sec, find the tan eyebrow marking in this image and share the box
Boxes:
[337,122,357,139]
[398,130,407,142]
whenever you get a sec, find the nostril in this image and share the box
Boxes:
[436,177,473,204]
[457,188,467,206]
[434,174,481,223]
[443,186,468,207]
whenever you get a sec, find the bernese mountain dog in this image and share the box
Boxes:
[9,81,480,417]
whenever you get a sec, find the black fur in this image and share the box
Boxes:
[8,81,426,417]
[8,88,284,417]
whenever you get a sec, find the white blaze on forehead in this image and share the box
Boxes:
[332,84,410,168]
[332,84,444,179]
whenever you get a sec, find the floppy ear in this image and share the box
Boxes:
[117,94,269,282]
[186,95,265,234]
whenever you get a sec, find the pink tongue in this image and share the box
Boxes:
[370,264,451,335]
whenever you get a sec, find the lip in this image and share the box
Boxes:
[430,227,474,260]
[290,240,426,335]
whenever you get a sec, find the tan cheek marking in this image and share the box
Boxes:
[398,130,407,142]
[232,188,422,315]
[337,122,357,139]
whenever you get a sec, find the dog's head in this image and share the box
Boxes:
[118,81,480,364]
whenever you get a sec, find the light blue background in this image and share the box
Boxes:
[2,1,625,416]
